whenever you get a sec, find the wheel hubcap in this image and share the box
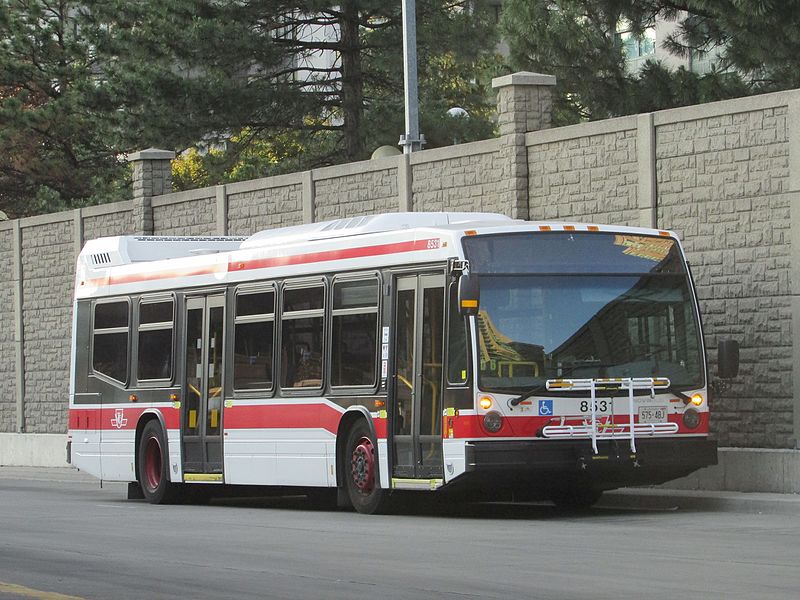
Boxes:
[351,437,375,494]
[144,436,162,492]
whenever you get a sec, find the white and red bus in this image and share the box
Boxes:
[68,212,735,513]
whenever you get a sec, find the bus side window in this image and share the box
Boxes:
[233,289,275,391]
[92,300,130,384]
[137,298,174,381]
[331,278,379,388]
[281,284,324,389]
[447,284,469,385]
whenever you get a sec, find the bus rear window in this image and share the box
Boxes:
[463,232,683,275]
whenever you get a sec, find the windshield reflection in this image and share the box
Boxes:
[476,275,703,393]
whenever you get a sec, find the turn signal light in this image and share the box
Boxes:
[128,394,138,403]
[479,396,493,410]
[690,393,704,407]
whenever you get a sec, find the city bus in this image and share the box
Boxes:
[67,212,736,513]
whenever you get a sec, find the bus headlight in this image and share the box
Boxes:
[683,408,701,429]
[483,411,503,433]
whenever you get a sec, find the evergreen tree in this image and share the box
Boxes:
[0,1,125,217]
[658,0,800,89]
[500,0,794,125]
[500,0,634,123]
[146,0,499,189]
[1,1,500,214]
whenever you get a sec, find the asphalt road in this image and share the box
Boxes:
[1,468,798,600]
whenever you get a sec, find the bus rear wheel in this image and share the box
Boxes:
[138,420,181,504]
[344,421,386,514]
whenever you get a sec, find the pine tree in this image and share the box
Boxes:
[0,1,124,217]
[1,1,500,214]
[499,0,796,125]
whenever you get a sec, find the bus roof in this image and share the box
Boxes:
[75,212,678,299]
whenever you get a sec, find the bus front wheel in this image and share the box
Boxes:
[137,420,181,504]
[344,420,387,514]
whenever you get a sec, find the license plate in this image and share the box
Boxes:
[638,406,667,424]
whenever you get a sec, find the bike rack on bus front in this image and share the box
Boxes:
[541,377,678,454]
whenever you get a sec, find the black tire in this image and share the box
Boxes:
[138,420,182,504]
[343,420,387,514]
[550,486,602,511]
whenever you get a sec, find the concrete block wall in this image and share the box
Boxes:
[315,159,400,220]
[2,79,800,455]
[0,204,136,435]
[153,189,218,236]
[0,226,16,432]
[520,92,800,449]
[20,216,75,433]
[655,97,795,448]
[526,117,641,226]
[83,203,135,240]
[410,140,506,214]
[227,175,305,235]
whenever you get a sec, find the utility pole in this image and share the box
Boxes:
[399,0,425,154]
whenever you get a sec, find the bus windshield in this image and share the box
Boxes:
[463,232,704,393]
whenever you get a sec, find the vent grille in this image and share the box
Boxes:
[91,252,112,266]
[319,216,373,232]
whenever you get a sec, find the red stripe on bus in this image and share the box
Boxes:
[84,238,439,288]
[109,264,225,286]
[224,403,341,434]
[446,411,709,438]
[69,406,180,431]
[70,403,390,439]
[228,238,438,272]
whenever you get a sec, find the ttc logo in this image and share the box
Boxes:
[111,409,128,429]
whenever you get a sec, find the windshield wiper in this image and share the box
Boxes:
[509,383,548,407]
[507,363,611,406]
[665,385,690,403]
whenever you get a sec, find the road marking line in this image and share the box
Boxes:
[0,582,85,600]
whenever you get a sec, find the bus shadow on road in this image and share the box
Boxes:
[193,489,680,520]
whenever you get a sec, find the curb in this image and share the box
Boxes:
[602,488,800,515]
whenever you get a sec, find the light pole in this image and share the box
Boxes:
[399,0,425,154]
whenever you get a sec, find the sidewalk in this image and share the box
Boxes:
[603,487,800,515]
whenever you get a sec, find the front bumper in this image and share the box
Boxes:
[454,437,717,494]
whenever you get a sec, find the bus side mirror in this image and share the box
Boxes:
[458,272,480,316]
[717,339,739,379]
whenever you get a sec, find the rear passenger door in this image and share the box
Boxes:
[182,294,225,478]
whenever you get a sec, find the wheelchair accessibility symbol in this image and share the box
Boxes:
[538,400,553,416]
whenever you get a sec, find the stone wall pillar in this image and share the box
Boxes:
[788,95,800,449]
[492,72,556,220]
[128,148,175,235]
[12,220,24,432]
